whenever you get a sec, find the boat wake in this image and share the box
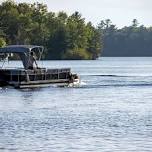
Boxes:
[67,74,152,88]
[77,83,152,88]
[85,74,152,78]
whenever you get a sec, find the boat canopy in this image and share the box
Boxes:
[0,45,44,53]
[0,45,44,69]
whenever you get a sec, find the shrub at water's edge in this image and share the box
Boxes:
[62,48,92,60]
[0,38,6,47]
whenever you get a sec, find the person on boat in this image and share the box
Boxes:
[28,51,38,70]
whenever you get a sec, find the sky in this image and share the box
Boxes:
[2,0,152,28]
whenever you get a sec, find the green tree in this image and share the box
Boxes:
[0,0,19,44]
[87,22,102,59]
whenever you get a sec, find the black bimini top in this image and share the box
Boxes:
[0,45,44,69]
[0,45,44,54]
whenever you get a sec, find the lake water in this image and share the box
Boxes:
[0,57,152,152]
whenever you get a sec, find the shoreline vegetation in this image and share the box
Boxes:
[0,0,152,59]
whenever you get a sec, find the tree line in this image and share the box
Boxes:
[0,0,101,60]
[98,19,152,56]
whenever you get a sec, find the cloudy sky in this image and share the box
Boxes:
[4,0,152,28]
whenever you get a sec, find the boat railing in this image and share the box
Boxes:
[8,68,71,83]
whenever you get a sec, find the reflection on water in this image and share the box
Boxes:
[0,57,152,152]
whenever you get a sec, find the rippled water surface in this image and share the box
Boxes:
[1,57,152,152]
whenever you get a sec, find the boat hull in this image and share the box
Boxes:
[11,79,71,89]
[0,68,80,89]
